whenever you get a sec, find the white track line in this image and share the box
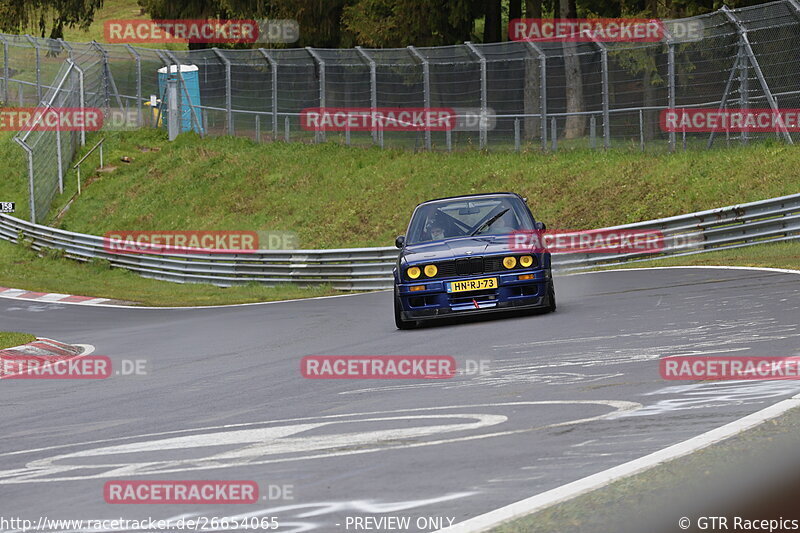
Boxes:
[440,393,800,532]
[439,264,800,533]
[1,265,797,310]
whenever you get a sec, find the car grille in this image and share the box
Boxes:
[431,255,534,279]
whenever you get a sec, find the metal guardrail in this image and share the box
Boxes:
[0,193,798,290]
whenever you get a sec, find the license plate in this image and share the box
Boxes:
[447,277,498,293]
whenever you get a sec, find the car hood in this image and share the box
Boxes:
[402,236,515,263]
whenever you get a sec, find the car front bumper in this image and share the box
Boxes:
[396,268,553,321]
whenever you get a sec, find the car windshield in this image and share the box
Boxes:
[406,196,534,245]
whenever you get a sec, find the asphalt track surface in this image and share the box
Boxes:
[1,267,799,533]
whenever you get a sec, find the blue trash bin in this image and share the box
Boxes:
[157,64,204,134]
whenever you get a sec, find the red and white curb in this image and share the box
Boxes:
[0,338,95,379]
[0,287,112,306]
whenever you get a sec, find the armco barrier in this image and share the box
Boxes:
[0,193,798,290]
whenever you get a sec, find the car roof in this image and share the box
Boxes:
[415,192,524,207]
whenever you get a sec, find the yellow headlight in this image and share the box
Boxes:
[407,266,421,279]
[520,255,534,267]
[424,264,438,277]
[503,256,517,269]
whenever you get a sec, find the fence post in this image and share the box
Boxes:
[69,59,86,147]
[124,44,143,127]
[639,108,645,151]
[666,31,676,152]
[591,39,611,149]
[0,35,8,105]
[465,42,488,149]
[24,35,42,103]
[58,38,72,58]
[213,48,233,135]
[407,46,431,150]
[55,126,63,194]
[738,43,749,145]
[167,78,179,141]
[91,41,110,109]
[285,116,290,142]
[706,52,740,149]
[258,49,278,140]
[306,47,326,143]
[13,138,35,222]
[590,114,596,149]
[24,35,42,102]
[356,46,378,145]
[165,51,204,137]
[551,117,557,151]
[526,42,547,151]
[722,6,792,144]
[514,118,520,151]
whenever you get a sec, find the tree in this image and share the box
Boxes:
[483,0,501,42]
[342,0,480,48]
[138,0,234,49]
[524,0,543,141]
[0,0,104,39]
[560,0,585,138]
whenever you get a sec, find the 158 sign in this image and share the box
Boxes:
[0,202,14,213]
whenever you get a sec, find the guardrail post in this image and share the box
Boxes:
[722,6,792,145]
[124,44,143,126]
[356,46,378,145]
[24,35,42,103]
[212,48,233,135]
[407,46,431,149]
[258,49,279,140]
[306,47,326,143]
[465,42,488,149]
[525,42,547,150]
[551,116,557,151]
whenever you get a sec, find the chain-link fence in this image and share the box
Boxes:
[6,0,800,223]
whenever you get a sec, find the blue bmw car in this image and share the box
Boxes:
[393,192,555,329]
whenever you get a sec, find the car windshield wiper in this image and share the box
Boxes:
[470,208,509,236]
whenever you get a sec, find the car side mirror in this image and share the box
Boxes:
[395,235,406,248]
[535,221,546,231]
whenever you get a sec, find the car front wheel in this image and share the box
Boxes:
[546,284,556,313]
[394,288,418,330]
